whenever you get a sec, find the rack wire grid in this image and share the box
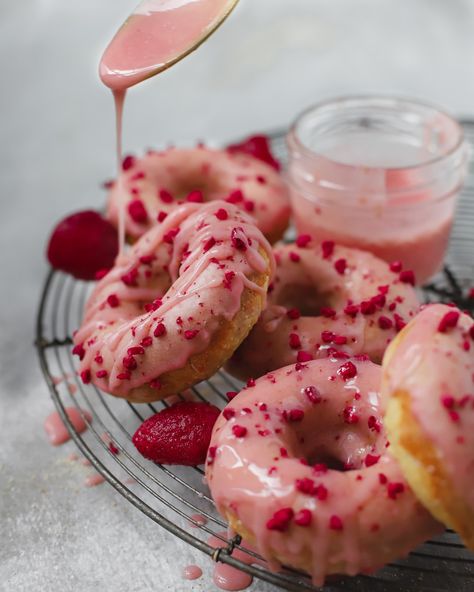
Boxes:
[36,125,474,592]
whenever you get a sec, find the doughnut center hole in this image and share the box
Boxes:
[276,284,333,316]
[306,448,351,472]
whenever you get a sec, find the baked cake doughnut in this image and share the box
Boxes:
[383,303,474,550]
[106,146,290,243]
[73,201,273,403]
[228,238,420,380]
[206,357,441,585]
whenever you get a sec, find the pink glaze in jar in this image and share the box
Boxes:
[286,96,469,284]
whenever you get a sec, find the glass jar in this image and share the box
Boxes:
[286,96,469,284]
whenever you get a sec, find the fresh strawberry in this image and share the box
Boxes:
[47,210,118,280]
[132,401,220,466]
[227,135,281,170]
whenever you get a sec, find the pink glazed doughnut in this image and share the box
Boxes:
[73,201,273,403]
[228,238,420,380]
[384,303,474,550]
[106,146,290,244]
[206,357,441,585]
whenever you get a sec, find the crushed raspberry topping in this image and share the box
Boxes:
[368,415,381,433]
[163,228,180,244]
[232,425,247,438]
[159,189,173,203]
[289,333,302,349]
[231,227,248,251]
[226,189,244,204]
[226,391,238,401]
[344,303,359,318]
[289,251,300,263]
[378,316,393,330]
[343,406,359,424]
[297,351,313,363]
[215,208,228,220]
[128,199,148,224]
[266,508,294,531]
[223,408,235,420]
[227,135,281,170]
[337,361,357,380]
[399,270,416,285]
[122,356,137,370]
[122,155,135,170]
[128,346,145,356]
[186,190,203,203]
[321,240,335,259]
[184,330,199,340]
[365,454,380,467]
[389,261,402,272]
[320,307,336,318]
[303,385,322,404]
[387,482,405,499]
[121,267,139,286]
[132,401,220,465]
[96,370,108,379]
[287,308,301,320]
[107,294,120,308]
[438,310,460,333]
[329,515,343,531]
[154,323,167,338]
[294,509,312,527]
[80,369,91,384]
[296,234,311,248]
[334,258,347,275]
[157,211,168,223]
[72,343,85,360]
[283,409,305,422]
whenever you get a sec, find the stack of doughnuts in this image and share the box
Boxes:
[72,141,473,584]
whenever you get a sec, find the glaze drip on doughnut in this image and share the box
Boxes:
[206,358,441,585]
[106,146,290,243]
[73,201,274,402]
[384,303,474,549]
[228,239,420,380]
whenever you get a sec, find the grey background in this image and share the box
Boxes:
[2,1,474,591]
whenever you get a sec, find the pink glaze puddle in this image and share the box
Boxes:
[67,453,79,462]
[44,407,92,446]
[208,533,254,591]
[190,513,208,528]
[80,458,92,467]
[84,473,106,487]
[182,565,203,580]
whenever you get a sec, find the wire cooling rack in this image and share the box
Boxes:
[35,126,474,592]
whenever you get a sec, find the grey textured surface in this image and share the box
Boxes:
[2,1,474,591]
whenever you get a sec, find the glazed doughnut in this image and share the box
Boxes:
[228,239,420,380]
[106,146,290,243]
[383,303,474,550]
[73,201,273,403]
[206,357,441,585]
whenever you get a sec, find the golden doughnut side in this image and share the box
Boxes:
[119,248,271,403]
[385,390,474,550]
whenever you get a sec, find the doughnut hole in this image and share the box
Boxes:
[283,397,386,472]
[274,282,336,317]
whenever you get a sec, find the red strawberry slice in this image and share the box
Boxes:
[47,210,118,280]
[227,135,281,170]
[132,401,220,466]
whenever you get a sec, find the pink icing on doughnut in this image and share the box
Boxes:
[106,146,290,242]
[383,303,474,524]
[73,201,273,398]
[206,358,441,585]
[228,240,420,380]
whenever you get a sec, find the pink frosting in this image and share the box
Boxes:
[228,240,420,379]
[383,303,474,514]
[73,201,273,397]
[206,357,441,585]
[106,146,290,241]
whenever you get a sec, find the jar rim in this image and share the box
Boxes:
[287,94,467,173]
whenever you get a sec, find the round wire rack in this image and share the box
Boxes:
[36,126,474,592]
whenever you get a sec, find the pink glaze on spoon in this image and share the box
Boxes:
[182,565,203,580]
[44,407,92,446]
[99,0,239,255]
